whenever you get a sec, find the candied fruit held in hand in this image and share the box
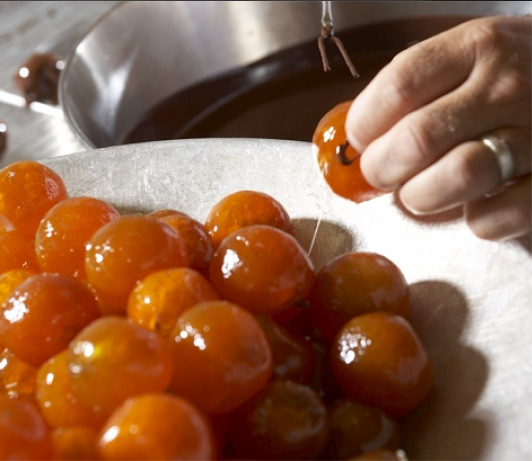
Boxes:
[0,395,53,460]
[0,160,68,236]
[322,399,400,460]
[330,312,433,418]
[98,393,216,460]
[169,300,273,415]
[68,316,174,416]
[160,213,214,274]
[36,351,105,428]
[310,252,410,340]
[228,379,329,460]
[35,196,120,279]
[209,225,315,315]
[313,101,384,203]
[0,273,100,367]
[0,230,39,273]
[204,190,292,248]
[127,267,220,338]
[85,214,190,312]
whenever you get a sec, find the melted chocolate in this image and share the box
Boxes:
[14,53,63,105]
[0,119,7,156]
[123,16,474,144]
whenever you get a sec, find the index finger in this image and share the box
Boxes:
[345,20,476,152]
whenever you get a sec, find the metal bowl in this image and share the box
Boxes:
[42,137,532,460]
[59,1,531,148]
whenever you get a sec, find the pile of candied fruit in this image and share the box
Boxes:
[0,154,433,460]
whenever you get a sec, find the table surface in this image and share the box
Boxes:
[0,1,119,167]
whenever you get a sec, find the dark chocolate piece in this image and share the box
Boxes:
[14,53,64,105]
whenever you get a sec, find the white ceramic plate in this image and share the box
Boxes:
[42,138,532,460]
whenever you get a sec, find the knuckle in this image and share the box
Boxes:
[468,18,505,53]
[487,68,531,108]
[386,60,418,106]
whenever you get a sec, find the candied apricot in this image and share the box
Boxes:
[36,351,105,428]
[310,252,410,340]
[68,316,173,416]
[323,399,400,460]
[0,230,39,273]
[52,426,100,461]
[127,267,219,338]
[85,215,190,312]
[98,393,216,460]
[255,314,316,384]
[168,301,272,414]
[35,196,120,279]
[228,380,329,460]
[330,312,433,418]
[0,273,100,367]
[0,160,68,236]
[0,395,53,460]
[0,348,37,399]
[313,101,384,203]
[160,214,214,274]
[0,268,37,305]
[204,190,292,248]
[209,225,315,315]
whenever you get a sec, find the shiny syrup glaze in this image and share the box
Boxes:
[123,16,474,144]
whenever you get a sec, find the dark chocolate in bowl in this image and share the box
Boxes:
[123,16,475,145]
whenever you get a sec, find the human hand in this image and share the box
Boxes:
[345,15,531,241]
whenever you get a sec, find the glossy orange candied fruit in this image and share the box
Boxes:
[169,300,273,415]
[228,379,329,460]
[160,213,214,274]
[127,267,220,338]
[0,213,14,232]
[0,268,37,305]
[51,426,100,461]
[255,314,316,384]
[310,252,410,340]
[85,214,190,312]
[204,190,292,248]
[68,316,174,416]
[0,395,53,460]
[313,101,384,203]
[323,398,400,459]
[35,196,120,279]
[0,273,100,367]
[0,156,436,459]
[209,225,315,315]
[0,347,38,399]
[0,160,68,236]
[99,393,216,460]
[0,230,39,273]
[36,350,105,428]
[330,312,433,418]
